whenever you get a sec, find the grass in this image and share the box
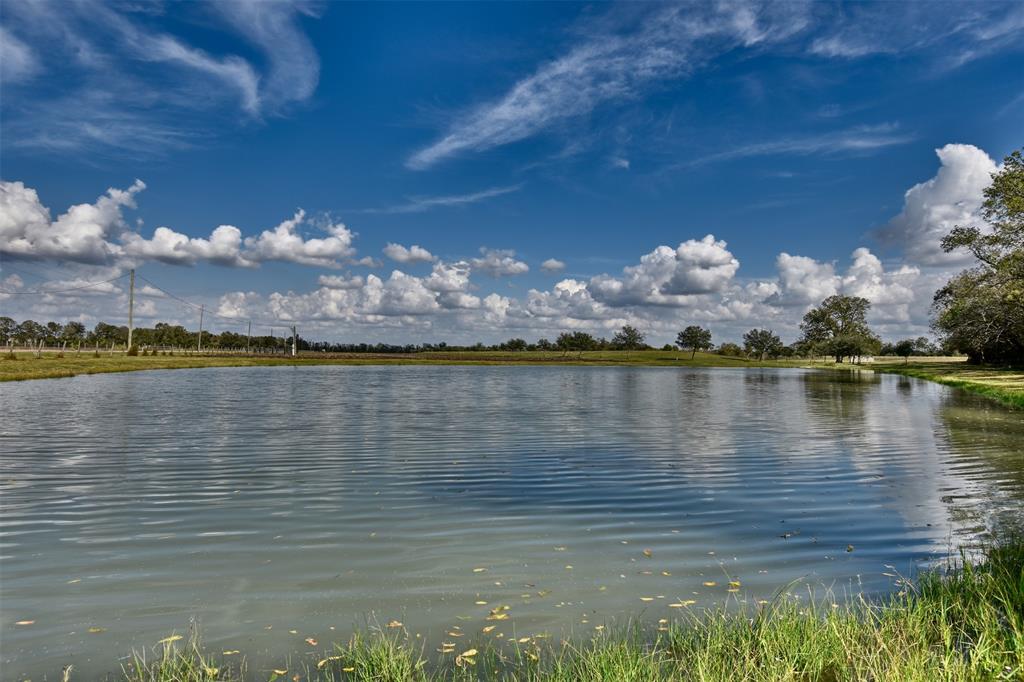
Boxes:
[110,539,1023,681]
[873,362,1024,409]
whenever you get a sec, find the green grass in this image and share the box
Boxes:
[874,362,1024,409]
[109,539,1023,681]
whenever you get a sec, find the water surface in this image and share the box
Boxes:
[1,366,1022,679]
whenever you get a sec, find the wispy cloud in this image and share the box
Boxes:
[669,124,915,170]
[406,3,811,169]
[0,0,321,156]
[359,185,522,214]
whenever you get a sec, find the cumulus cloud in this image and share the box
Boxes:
[589,235,739,306]
[0,178,145,263]
[540,258,566,273]
[877,143,998,265]
[317,274,365,289]
[0,180,366,269]
[470,248,530,277]
[383,243,436,263]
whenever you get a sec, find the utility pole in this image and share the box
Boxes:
[291,325,297,357]
[246,320,251,355]
[198,305,205,353]
[127,268,135,350]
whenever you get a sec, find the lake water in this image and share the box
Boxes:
[2,366,1022,679]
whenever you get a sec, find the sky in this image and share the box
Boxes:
[1,0,1022,345]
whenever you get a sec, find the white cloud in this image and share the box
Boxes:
[383,243,437,263]
[589,235,739,306]
[470,248,530,277]
[0,25,39,83]
[406,3,810,168]
[0,178,145,263]
[122,225,252,267]
[540,258,566,273]
[362,185,521,214]
[242,211,356,268]
[877,143,998,265]
[317,274,365,290]
[772,253,840,305]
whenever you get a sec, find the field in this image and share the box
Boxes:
[3,349,1021,408]
[113,538,1024,681]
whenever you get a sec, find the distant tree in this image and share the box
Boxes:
[611,325,646,350]
[0,316,16,343]
[717,342,744,357]
[892,339,916,364]
[676,325,713,359]
[501,337,528,351]
[61,321,86,343]
[556,331,598,356]
[661,343,674,351]
[933,149,1024,364]
[742,328,783,360]
[536,338,554,351]
[799,295,880,363]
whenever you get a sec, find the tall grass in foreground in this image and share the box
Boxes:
[120,541,1023,681]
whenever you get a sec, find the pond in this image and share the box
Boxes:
[1,366,1022,679]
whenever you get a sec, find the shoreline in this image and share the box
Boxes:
[2,351,1020,408]
[101,538,1021,681]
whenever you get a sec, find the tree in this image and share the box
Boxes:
[676,325,712,359]
[61,321,86,343]
[799,295,880,363]
[611,325,646,350]
[500,337,528,351]
[717,342,743,357]
[742,328,783,361]
[933,149,1024,363]
[556,331,598,356]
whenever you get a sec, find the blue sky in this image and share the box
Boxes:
[1,1,1022,344]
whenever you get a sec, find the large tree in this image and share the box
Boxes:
[611,325,646,350]
[933,149,1024,364]
[676,325,712,359]
[799,295,880,363]
[742,328,783,361]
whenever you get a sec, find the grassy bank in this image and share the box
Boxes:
[112,539,1023,681]
[874,362,1024,409]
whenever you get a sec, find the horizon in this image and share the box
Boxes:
[2,1,1023,346]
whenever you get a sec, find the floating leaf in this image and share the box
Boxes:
[640,597,654,602]
[517,636,531,643]
[482,625,496,633]
[203,666,219,677]
[88,627,107,634]
[473,567,487,573]
[386,620,403,628]
[461,649,478,657]
[316,656,343,670]
[729,580,741,587]
[15,620,35,626]
[703,581,717,587]
[486,613,509,621]
[642,549,653,558]
[342,667,354,672]
[475,600,487,605]
[661,571,672,576]
[223,651,240,656]
[305,637,318,646]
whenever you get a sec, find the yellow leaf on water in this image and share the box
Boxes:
[594,625,605,631]
[482,625,496,633]
[273,670,287,676]
[517,637,531,643]
[640,597,654,602]
[661,571,671,576]
[475,600,487,605]
[342,667,354,672]
[447,631,464,637]
[461,649,478,657]
[473,567,487,573]
[486,613,509,621]
[15,620,35,626]
[386,620,403,628]
[316,656,343,670]
[703,581,717,587]
[642,549,653,558]
[564,565,573,570]
[88,627,107,634]
[203,666,218,677]
[223,651,240,656]
[288,630,298,635]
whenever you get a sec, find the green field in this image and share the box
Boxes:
[3,350,1021,409]
[112,538,1024,681]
